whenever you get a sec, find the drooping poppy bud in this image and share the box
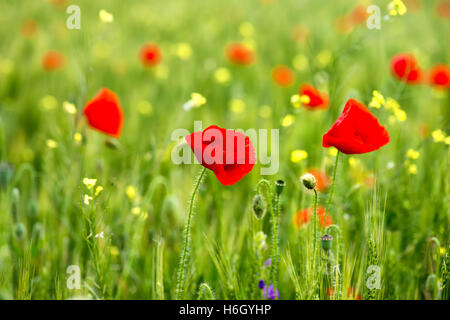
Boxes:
[83,88,124,138]
[252,194,266,219]
[300,173,316,190]
[322,98,390,154]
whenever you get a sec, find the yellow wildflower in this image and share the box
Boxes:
[110,246,120,256]
[394,108,407,122]
[239,22,254,38]
[99,9,114,23]
[230,99,246,114]
[316,50,332,67]
[176,43,192,60]
[291,150,308,163]
[46,139,58,149]
[83,178,97,190]
[214,67,231,84]
[126,185,137,200]
[368,90,385,109]
[328,147,338,157]
[293,54,308,72]
[95,186,103,196]
[281,114,295,127]
[259,105,272,118]
[138,100,153,115]
[408,164,417,175]
[131,207,141,215]
[388,0,407,16]
[40,95,57,111]
[74,132,82,144]
[432,129,446,143]
[63,101,77,114]
[406,148,420,160]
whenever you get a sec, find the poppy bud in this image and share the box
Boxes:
[11,188,20,220]
[321,234,333,251]
[300,173,317,190]
[275,179,286,195]
[104,138,121,150]
[27,200,39,220]
[252,194,266,219]
[14,222,27,240]
[0,162,13,189]
[424,274,441,300]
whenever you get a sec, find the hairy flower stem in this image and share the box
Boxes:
[270,192,281,294]
[175,166,206,300]
[324,151,340,231]
[313,189,318,253]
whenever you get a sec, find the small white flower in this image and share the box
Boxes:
[83,194,93,205]
[94,232,104,239]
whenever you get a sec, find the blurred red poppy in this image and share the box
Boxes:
[390,53,423,84]
[294,206,333,229]
[306,168,330,192]
[299,84,329,110]
[322,98,390,154]
[327,287,362,300]
[185,125,256,185]
[437,1,450,18]
[21,20,38,38]
[225,43,255,65]
[139,44,162,67]
[349,5,368,25]
[428,64,450,89]
[272,65,294,87]
[291,25,309,43]
[83,88,124,138]
[42,51,64,71]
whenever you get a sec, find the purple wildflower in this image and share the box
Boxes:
[264,258,271,267]
[258,279,265,289]
[263,284,279,300]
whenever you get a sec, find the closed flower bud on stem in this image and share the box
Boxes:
[300,173,316,190]
[252,194,266,219]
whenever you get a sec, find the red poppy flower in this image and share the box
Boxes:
[225,43,255,66]
[139,44,162,67]
[306,169,330,192]
[291,25,309,43]
[272,65,295,87]
[327,287,362,300]
[299,84,329,110]
[185,125,256,185]
[294,206,333,229]
[21,20,38,38]
[42,51,64,71]
[349,5,368,25]
[428,64,450,89]
[437,1,450,18]
[83,88,124,138]
[322,98,390,154]
[390,53,423,84]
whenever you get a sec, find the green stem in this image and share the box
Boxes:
[270,192,280,294]
[324,151,340,231]
[313,189,318,253]
[175,166,207,300]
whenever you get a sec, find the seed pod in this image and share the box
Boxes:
[321,234,333,251]
[252,194,266,219]
[14,222,27,240]
[275,180,286,195]
[0,162,14,189]
[27,199,40,220]
[300,173,316,190]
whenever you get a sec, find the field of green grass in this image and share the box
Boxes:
[0,0,449,300]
